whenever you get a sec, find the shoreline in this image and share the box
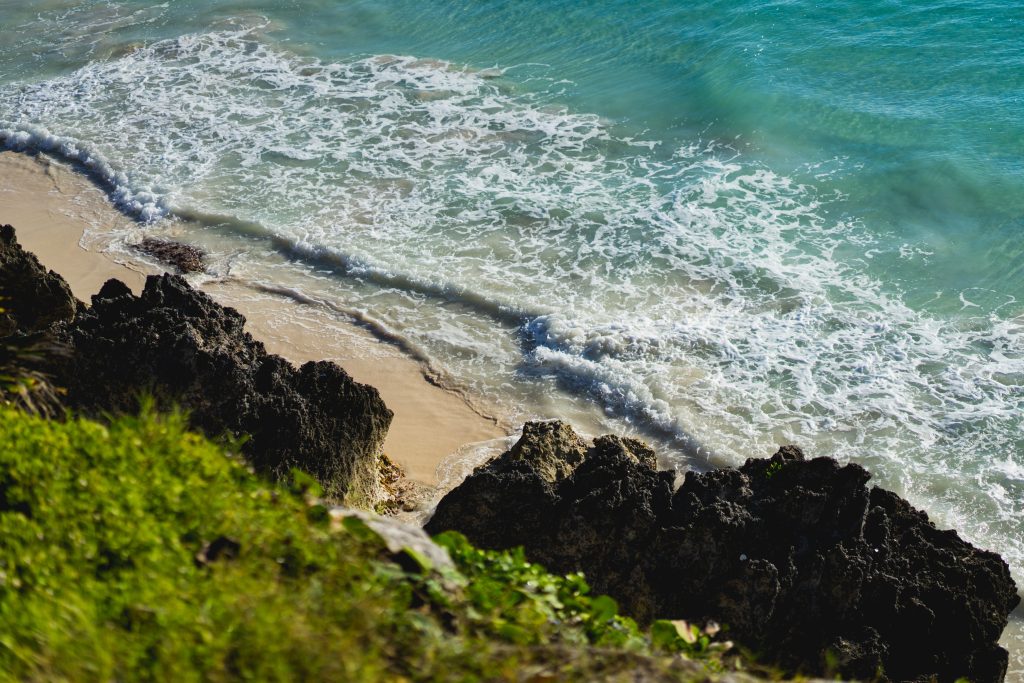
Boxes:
[3,147,1022,677]
[0,149,505,486]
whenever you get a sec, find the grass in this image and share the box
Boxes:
[0,405,753,682]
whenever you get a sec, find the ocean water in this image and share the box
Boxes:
[1,0,1022,669]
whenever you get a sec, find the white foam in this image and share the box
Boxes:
[0,125,169,220]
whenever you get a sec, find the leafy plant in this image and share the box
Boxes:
[434,531,648,650]
[651,620,734,660]
[0,406,756,682]
[434,532,738,665]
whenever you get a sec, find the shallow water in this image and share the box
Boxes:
[1,0,1022,673]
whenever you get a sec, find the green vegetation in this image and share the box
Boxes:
[0,405,747,682]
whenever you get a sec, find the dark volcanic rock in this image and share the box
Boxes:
[0,224,78,335]
[46,274,392,502]
[426,421,1020,683]
[134,237,205,274]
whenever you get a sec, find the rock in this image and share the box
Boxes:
[331,507,454,573]
[0,227,390,503]
[0,224,78,335]
[134,237,205,274]
[426,421,1020,683]
[44,273,392,503]
[506,420,589,482]
[428,421,676,622]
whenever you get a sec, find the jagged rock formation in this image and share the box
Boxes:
[0,225,78,335]
[0,226,391,503]
[43,275,392,502]
[426,421,1020,683]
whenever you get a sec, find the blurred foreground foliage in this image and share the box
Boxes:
[0,406,754,682]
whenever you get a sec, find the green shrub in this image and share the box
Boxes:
[0,406,743,682]
[434,531,645,650]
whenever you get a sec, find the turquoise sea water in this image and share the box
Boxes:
[1,0,1022,669]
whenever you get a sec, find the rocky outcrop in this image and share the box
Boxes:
[0,225,78,335]
[134,237,205,274]
[38,274,392,502]
[1,225,390,501]
[426,421,1020,683]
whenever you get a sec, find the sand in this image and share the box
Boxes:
[0,151,147,298]
[0,150,504,484]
